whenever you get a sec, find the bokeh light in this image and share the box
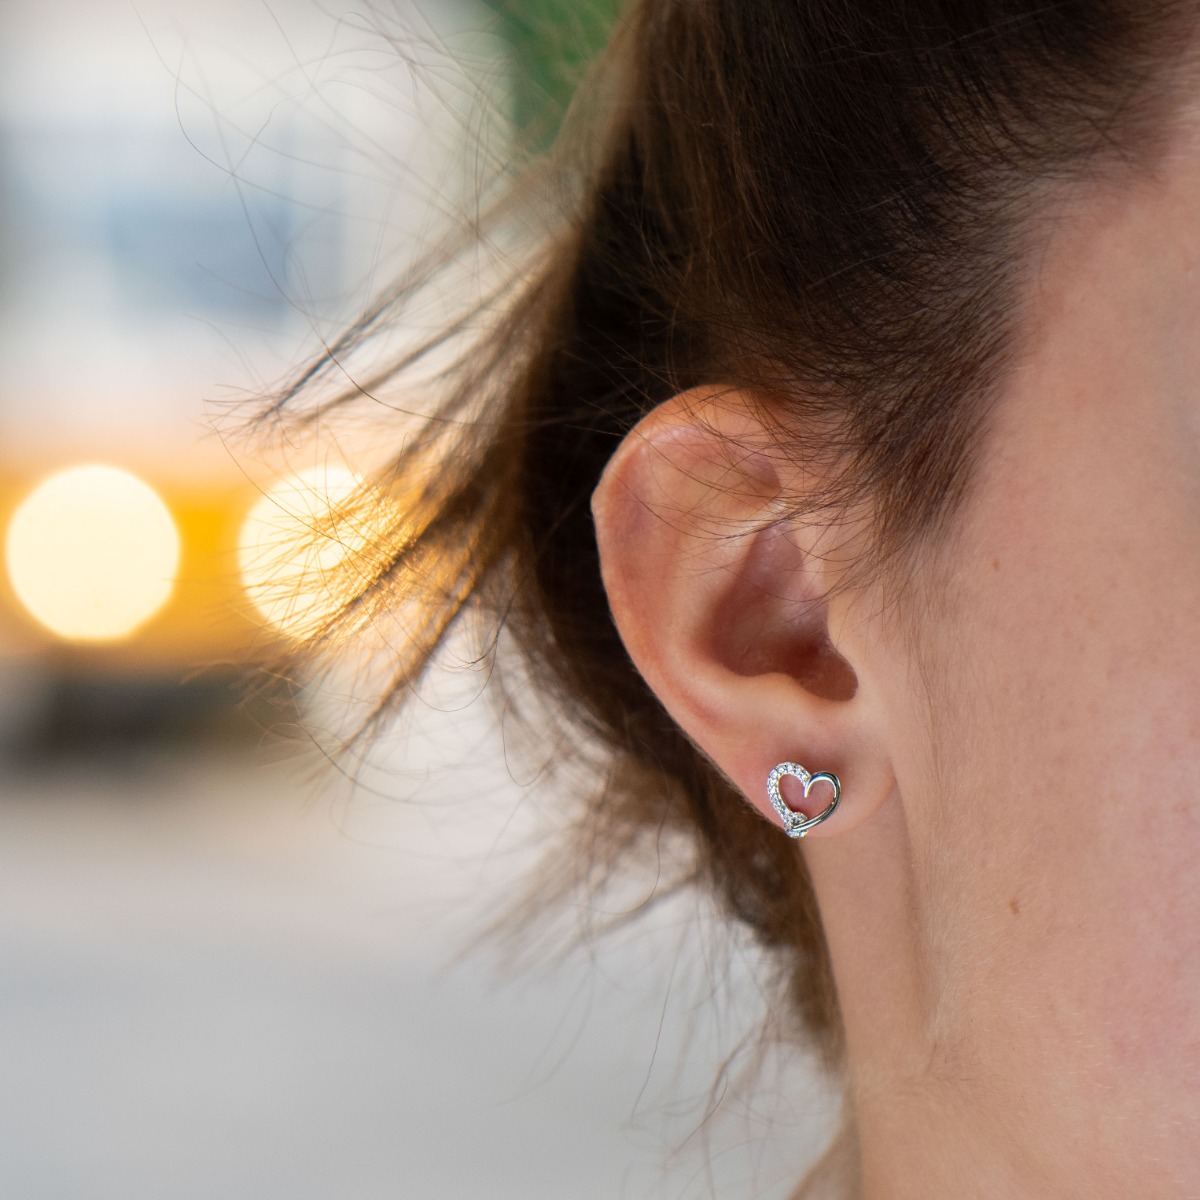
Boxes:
[238,466,369,640]
[5,464,181,643]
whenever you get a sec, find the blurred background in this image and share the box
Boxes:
[0,2,837,1196]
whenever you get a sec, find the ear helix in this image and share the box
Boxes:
[767,762,842,838]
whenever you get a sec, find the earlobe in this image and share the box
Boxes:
[591,386,895,841]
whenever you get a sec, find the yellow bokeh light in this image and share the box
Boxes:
[237,466,370,640]
[5,464,181,643]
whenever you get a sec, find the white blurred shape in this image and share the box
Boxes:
[238,465,372,639]
[5,463,180,642]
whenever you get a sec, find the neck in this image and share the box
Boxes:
[804,790,1199,1200]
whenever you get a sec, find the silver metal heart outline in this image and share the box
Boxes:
[766,762,842,839]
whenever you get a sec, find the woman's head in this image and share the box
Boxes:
[275,2,1200,1193]
[594,113,1200,1191]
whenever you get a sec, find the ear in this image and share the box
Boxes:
[590,386,895,840]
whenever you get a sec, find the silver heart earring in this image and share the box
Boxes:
[767,761,842,838]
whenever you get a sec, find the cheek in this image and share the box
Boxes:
[906,371,1200,1085]
[944,456,1200,838]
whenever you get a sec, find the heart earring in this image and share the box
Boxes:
[767,762,842,839]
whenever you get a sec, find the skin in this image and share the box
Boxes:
[590,104,1200,1197]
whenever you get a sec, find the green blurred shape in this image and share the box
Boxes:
[482,0,623,140]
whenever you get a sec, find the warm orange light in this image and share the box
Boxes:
[5,464,181,643]
[237,466,368,640]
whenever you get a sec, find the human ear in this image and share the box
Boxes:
[590,387,895,840]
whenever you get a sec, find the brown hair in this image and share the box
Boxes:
[261,0,1197,1182]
